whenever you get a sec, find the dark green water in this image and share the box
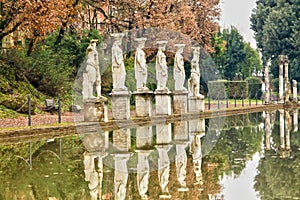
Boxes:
[1,109,299,200]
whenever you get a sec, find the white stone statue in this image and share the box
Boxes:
[134,38,148,91]
[111,33,127,90]
[188,47,203,98]
[156,41,169,91]
[293,80,298,102]
[83,39,101,100]
[174,44,186,91]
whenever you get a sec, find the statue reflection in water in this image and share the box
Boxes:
[156,123,172,198]
[174,121,189,191]
[83,131,109,200]
[113,129,131,200]
[136,126,153,199]
[189,119,205,186]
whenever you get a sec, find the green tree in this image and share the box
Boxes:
[213,27,261,80]
[251,0,300,81]
[242,43,262,78]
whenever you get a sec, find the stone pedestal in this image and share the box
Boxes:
[173,90,188,114]
[111,90,131,120]
[134,90,153,117]
[84,97,108,122]
[136,126,153,149]
[188,119,205,136]
[113,128,131,152]
[156,123,172,145]
[154,90,171,115]
[188,96,204,113]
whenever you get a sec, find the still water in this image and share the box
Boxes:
[0,109,299,200]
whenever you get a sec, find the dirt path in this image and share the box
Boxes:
[0,103,264,129]
[0,112,75,129]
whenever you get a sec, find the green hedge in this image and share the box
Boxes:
[207,80,228,99]
[246,77,262,98]
[208,80,248,99]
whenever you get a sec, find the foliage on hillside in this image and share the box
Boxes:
[0,29,102,117]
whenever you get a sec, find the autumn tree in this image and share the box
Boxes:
[0,0,82,53]
[85,0,220,52]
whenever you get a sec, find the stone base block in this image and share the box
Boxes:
[173,91,188,114]
[155,90,171,115]
[188,119,205,135]
[134,91,153,117]
[111,90,131,120]
[188,96,204,113]
[156,123,172,144]
[84,97,108,122]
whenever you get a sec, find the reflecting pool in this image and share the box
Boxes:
[1,109,299,200]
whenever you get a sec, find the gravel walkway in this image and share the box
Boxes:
[0,112,76,129]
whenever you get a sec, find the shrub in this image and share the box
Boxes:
[207,80,228,99]
[228,81,248,98]
[208,80,248,99]
[246,77,262,98]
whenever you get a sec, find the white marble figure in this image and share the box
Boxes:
[112,33,127,90]
[156,41,169,91]
[83,39,101,100]
[174,44,186,91]
[188,47,203,98]
[135,38,148,91]
[293,80,298,102]
[137,152,150,200]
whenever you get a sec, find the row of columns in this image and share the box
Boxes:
[265,55,298,104]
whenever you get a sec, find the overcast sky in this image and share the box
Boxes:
[220,0,257,48]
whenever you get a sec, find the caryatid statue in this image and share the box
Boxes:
[188,47,203,98]
[156,41,169,91]
[134,38,148,91]
[82,39,101,100]
[111,33,127,90]
[174,44,186,91]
